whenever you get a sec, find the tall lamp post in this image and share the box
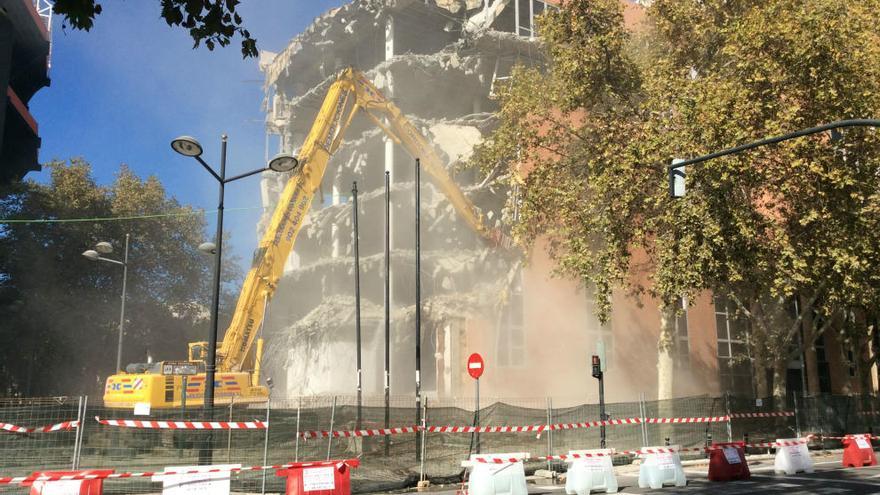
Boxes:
[170,134,298,414]
[83,234,130,372]
[668,119,880,197]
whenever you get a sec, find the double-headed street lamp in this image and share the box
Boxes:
[170,134,298,413]
[83,234,130,373]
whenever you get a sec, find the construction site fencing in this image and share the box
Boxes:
[0,393,879,494]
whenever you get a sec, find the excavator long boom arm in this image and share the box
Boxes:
[216,68,505,372]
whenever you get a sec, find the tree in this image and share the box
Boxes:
[471,0,880,400]
[0,159,241,396]
[52,0,257,57]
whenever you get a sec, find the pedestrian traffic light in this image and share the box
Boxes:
[591,355,602,379]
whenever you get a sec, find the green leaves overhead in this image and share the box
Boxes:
[53,0,258,57]
[470,0,880,392]
[0,160,240,396]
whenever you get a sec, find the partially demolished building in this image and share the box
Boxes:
[257,0,864,402]
[258,0,555,399]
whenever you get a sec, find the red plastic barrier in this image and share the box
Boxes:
[21,470,114,494]
[707,442,750,481]
[842,434,877,468]
[276,460,359,495]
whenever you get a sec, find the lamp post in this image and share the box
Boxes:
[667,119,880,197]
[170,134,297,416]
[83,234,130,373]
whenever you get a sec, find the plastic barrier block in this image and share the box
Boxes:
[463,453,529,495]
[708,442,750,481]
[23,470,114,495]
[842,434,877,468]
[564,449,617,494]
[637,446,686,489]
[276,460,359,495]
[153,464,240,495]
[774,438,814,475]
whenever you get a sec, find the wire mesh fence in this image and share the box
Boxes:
[1,392,879,493]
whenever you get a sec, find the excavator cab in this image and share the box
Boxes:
[188,341,208,363]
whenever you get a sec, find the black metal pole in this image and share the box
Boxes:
[667,119,880,173]
[201,134,226,465]
[415,158,422,461]
[352,181,363,431]
[599,372,606,448]
[475,377,480,454]
[384,170,391,456]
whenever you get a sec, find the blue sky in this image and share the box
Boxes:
[29,0,343,270]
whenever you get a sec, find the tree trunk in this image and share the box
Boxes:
[657,307,675,401]
[754,354,769,398]
[772,359,788,403]
[800,295,821,396]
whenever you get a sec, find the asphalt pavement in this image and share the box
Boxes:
[613,460,880,494]
[408,455,880,495]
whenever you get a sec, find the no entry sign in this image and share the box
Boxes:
[467,353,484,380]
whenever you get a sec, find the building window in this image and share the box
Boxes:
[714,296,753,396]
[496,268,525,367]
[673,297,689,368]
[515,0,555,38]
[814,327,832,394]
[715,297,749,360]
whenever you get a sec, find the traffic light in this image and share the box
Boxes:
[591,355,602,379]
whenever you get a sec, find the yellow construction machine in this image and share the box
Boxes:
[103,68,506,408]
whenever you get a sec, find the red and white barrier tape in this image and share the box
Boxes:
[95,417,266,430]
[545,418,644,431]
[300,416,736,439]
[0,421,79,434]
[730,412,794,418]
[645,416,729,424]
[428,425,546,434]
[0,460,359,485]
[819,434,879,440]
[300,426,420,439]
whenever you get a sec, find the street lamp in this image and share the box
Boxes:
[83,234,130,373]
[171,134,298,416]
[667,119,880,197]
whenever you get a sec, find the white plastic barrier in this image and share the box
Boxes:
[564,449,618,494]
[152,464,240,495]
[637,446,686,489]
[774,439,814,475]
[462,453,529,495]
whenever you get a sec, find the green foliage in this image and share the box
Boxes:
[0,160,241,396]
[52,0,258,57]
[471,0,880,396]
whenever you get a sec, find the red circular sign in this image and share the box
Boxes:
[467,353,484,380]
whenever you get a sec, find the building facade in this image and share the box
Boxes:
[0,0,52,184]
[257,0,875,403]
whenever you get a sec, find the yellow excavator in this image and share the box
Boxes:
[103,68,507,408]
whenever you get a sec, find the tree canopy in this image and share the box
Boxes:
[471,0,880,398]
[0,160,240,396]
[53,0,257,57]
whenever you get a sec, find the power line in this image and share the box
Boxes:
[0,206,265,224]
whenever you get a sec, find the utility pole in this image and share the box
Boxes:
[384,170,391,456]
[352,181,363,431]
[592,355,607,448]
[415,158,422,461]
